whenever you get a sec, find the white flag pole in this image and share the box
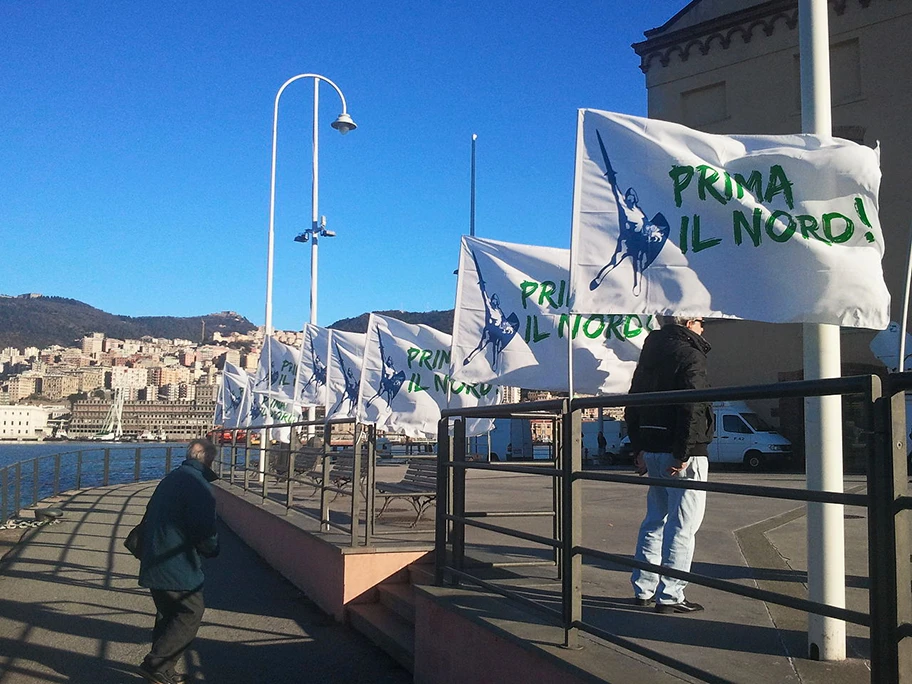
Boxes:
[799,0,846,661]
[899,223,912,371]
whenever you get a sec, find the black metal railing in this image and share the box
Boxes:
[436,373,912,684]
[1,445,179,523]
[213,419,440,547]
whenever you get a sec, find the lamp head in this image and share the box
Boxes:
[331,112,357,135]
[294,232,310,243]
[322,229,336,238]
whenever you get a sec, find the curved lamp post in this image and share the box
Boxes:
[264,73,356,336]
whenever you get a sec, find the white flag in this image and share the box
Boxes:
[569,109,889,329]
[220,362,251,428]
[325,330,366,421]
[358,313,497,438]
[296,323,330,407]
[253,336,301,404]
[451,236,655,393]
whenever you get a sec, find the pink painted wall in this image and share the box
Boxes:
[413,590,594,684]
[213,485,428,620]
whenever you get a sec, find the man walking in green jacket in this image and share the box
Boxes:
[138,439,220,683]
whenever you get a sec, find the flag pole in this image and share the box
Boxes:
[799,0,846,661]
[898,221,912,371]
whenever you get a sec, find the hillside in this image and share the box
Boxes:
[0,295,257,349]
[329,309,454,334]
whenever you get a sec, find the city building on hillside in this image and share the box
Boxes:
[110,366,149,392]
[0,405,49,440]
[41,374,80,400]
[77,367,105,393]
[8,375,38,402]
[81,333,104,355]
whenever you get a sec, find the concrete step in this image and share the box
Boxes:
[408,561,436,586]
[378,581,415,624]
[347,601,415,673]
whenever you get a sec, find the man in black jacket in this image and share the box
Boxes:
[138,439,220,683]
[626,316,713,614]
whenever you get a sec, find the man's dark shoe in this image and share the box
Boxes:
[634,596,655,607]
[655,599,704,614]
[138,663,175,683]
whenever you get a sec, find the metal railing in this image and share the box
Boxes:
[213,419,440,547]
[436,373,912,684]
[1,445,179,523]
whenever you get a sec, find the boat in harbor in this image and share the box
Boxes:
[93,389,124,441]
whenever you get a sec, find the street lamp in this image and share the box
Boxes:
[264,73,356,336]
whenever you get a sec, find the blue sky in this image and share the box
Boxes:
[1,0,686,331]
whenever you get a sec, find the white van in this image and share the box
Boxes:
[711,401,791,470]
[469,418,534,461]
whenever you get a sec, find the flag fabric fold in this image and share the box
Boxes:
[325,330,367,422]
[296,323,330,408]
[218,362,251,428]
[569,109,889,329]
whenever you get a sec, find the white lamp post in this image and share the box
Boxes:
[264,73,356,337]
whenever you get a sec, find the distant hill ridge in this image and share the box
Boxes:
[0,294,257,349]
[0,294,454,349]
[328,309,453,335]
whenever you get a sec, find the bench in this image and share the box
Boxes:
[375,460,438,527]
[327,450,370,500]
[289,446,325,494]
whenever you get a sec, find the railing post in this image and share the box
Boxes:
[435,417,452,585]
[244,438,251,493]
[870,376,912,683]
[13,462,21,516]
[350,423,363,547]
[286,445,296,513]
[103,448,111,487]
[261,440,270,504]
[53,454,61,497]
[562,403,582,649]
[365,425,377,545]
[165,447,172,474]
[452,418,467,581]
[320,423,331,532]
[1,468,7,522]
[76,452,82,490]
[134,447,142,482]
[553,415,563,577]
[230,430,238,483]
[32,458,39,506]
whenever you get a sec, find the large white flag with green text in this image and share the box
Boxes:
[325,330,366,421]
[570,109,889,329]
[450,236,655,393]
[358,313,497,438]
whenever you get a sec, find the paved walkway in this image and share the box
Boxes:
[0,482,410,684]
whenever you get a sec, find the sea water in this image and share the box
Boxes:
[0,442,184,515]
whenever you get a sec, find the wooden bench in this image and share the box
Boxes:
[375,460,438,527]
